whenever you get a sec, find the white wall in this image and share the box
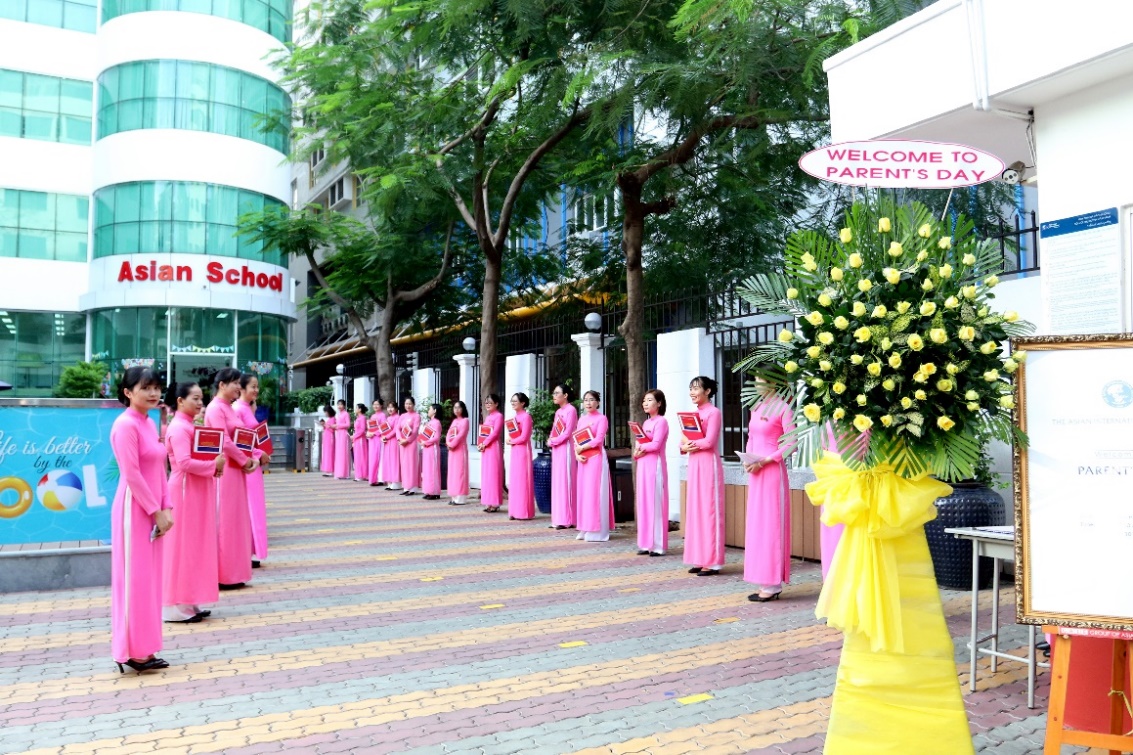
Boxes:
[0,259,88,313]
[0,20,97,80]
[656,327,716,520]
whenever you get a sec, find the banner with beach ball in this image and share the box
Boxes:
[0,403,144,545]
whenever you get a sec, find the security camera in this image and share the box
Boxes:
[1001,161,1026,184]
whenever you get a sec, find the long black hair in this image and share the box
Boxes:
[452,400,468,418]
[512,392,529,408]
[239,373,259,390]
[689,375,718,398]
[165,381,199,409]
[214,367,241,388]
[644,388,667,416]
[118,367,161,406]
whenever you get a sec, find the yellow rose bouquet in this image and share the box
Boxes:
[736,199,1033,481]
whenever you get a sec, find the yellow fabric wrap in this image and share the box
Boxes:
[806,452,974,755]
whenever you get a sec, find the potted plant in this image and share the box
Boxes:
[417,396,453,482]
[526,388,559,514]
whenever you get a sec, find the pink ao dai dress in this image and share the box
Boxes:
[333,409,351,479]
[163,411,219,620]
[446,417,470,502]
[635,415,669,554]
[367,415,382,484]
[683,402,725,571]
[398,411,422,492]
[575,411,613,542]
[547,404,578,527]
[479,410,505,508]
[420,418,443,496]
[507,411,534,519]
[743,401,796,590]
[204,397,253,587]
[234,399,268,562]
[352,414,369,482]
[319,418,335,475]
[110,406,170,663]
[380,412,401,489]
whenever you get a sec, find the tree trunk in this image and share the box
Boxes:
[618,178,648,426]
[479,248,502,416]
[373,303,399,405]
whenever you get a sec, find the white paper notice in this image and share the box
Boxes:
[1039,209,1122,335]
[1023,348,1133,624]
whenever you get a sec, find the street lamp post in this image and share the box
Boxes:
[462,336,479,419]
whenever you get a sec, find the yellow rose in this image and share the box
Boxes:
[784,361,799,373]
[888,241,903,257]
[819,359,832,371]
[869,305,886,319]
[919,301,937,316]
[918,223,932,238]
[882,379,895,391]
[880,337,892,350]
[867,362,882,377]
[985,275,999,287]
[858,279,873,293]
[880,414,894,427]
[907,334,924,351]
[854,326,872,343]
[945,363,959,375]
[803,403,822,423]
[1003,358,1018,373]
[999,396,1015,409]
[920,363,937,375]
[830,267,844,281]
[883,268,901,285]
[913,370,929,384]
[811,378,824,388]
[896,301,911,314]
[817,293,832,307]
[967,401,980,411]
[786,288,799,300]
[980,341,998,355]
[850,354,864,365]
[778,329,794,343]
[833,408,846,420]
[806,345,822,359]
[938,263,953,279]
[984,369,999,382]
[840,228,853,244]
[957,326,976,341]
[848,253,863,269]
[978,306,989,317]
[852,302,867,317]
[832,381,846,394]
[853,414,874,432]
[964,389,979,401]
[929,328,948,344]
[833,316,850,330]
[1013,350,1027,363]
[804,259,818,272]
[936,379,953,392]
[805,311,825,326]
[944,296,960,309]
[915,389,927,400]
[939,237,953,250]
[900,397,913,409]
[916,250,928,262]
[888,353,902,369]
[878,217,891,233]
[817,332,834,346]
[856,394,868,406]
[921,278,934,292]
[1004,310,1019,322]
[962,253,976,265]
[937,415,956,431]
[962,285,978,300]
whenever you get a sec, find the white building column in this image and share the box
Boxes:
[503,353,538,478]
[413,367,438,404]
[352,376,374,410]
[330,374,346,405]
[453,353,481,486]
[571,332,605,396]
[656,326,716,520]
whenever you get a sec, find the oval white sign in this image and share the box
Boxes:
[799,139,1005,189]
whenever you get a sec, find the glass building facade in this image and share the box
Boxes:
[102,0,291,42]
[0,189,89,262]
[0,311,86,396]
[97,60,289,153]
[0,0,97,32]
[0,68,93,145]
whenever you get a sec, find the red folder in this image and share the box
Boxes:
[399,421,412,439]
[367,418,379,433]
[478,423,492,441]
[191,427,223,460]
[419,425,437,443]
[573,426,600,460]
[677,411,705,440]
[505,417,521,439]
[253,420,273,456]
[628,421,649,442]
[378,419,392,436]
[233,427,256,453]
[552,416,565,438]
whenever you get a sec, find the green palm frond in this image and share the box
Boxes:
[739,375,796,412]
[1001,320,1036,337]
[733,341,793,373]
[735,274,798,315]
[780,421,824,470]
[929,430,981,482]
[872,434,929,479]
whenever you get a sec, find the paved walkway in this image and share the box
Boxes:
[0,474,1058,754]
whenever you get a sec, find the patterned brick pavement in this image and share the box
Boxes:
[0,474,1071,754]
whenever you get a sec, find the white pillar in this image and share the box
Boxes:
[412,367,438,404]
[656,326,716,520]
[503,353,538,479]
[453,353,481,487]
[352,376,374,409]
[571,332,605,396]
[330,375,346,404]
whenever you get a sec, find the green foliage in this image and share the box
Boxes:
[54,361,109,399]
[258,375,279,418]
[284,386,334,414]
[526,389,559,449]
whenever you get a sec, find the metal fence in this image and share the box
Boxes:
[714,319,797,458]
[985,211,1040,276]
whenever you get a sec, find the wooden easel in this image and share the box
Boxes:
[1044,625,1133,754]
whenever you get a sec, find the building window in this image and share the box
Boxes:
[570,192,616,235]
[0,69,93,145]
[326,177,346,208]
[92,180,287,267]
[309,146,325,170]
[0,310,86,397]
[0,188,89,262]
[0,0,97,33]
[96,60,290,154]
[102,0,292,43]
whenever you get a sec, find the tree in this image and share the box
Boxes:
[55,361,108,399]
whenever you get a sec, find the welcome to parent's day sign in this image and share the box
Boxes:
[799,139,1005,189]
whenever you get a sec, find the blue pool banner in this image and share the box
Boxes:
[0,400,156,545]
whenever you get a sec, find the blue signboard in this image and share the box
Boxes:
[1039,208,1119,238]
[0,402,158,545]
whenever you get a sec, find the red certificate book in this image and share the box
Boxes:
[233,427,256,453]
[378,419,392,436]
[628,421,649,442]
[505,417,521,439]
[572,426,600,460]
[367,418,379,433]
[191,427,223,460]
[419,425,437,443]
[253,420,273,457]
[677,411,705,440]
[478,423,492,441]
[399,421,412,439]
[552,416,565,438]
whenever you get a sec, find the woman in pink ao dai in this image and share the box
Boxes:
[163,382,223,622]
[397,397,422,495]
[681,376,725,576]
[110,367,173,673]
[506,393,535,520]
[352,404,369,482]
[633,389,669,556]
[574,390,613,542]
[743,391,796,601]
[234,375,268,566]
[446,401,470,504]
[380,403,401,489]
[546,384,577,529]
[333,400,351,480]
[420,403,443,499]
[319,405,335,476]
[477,394,505,512]
[367,399,383,485]
[205,368,257,589]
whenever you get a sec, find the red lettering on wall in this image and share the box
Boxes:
[117,261,134,281]
[207,261,224,283]
[117,259,283,292]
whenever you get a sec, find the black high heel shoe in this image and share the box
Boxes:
[116,656,169,674]
[748,590,782,602]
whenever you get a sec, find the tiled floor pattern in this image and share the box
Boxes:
[0,474,1063,754]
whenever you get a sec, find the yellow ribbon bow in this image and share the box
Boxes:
[806,452,952,653]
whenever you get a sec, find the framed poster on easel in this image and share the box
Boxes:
[1013,333,1133,632]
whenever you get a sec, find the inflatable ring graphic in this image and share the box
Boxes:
[0,476,33,519]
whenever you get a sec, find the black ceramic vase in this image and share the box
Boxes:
[924,482,1005,590]
[533,449,553,514]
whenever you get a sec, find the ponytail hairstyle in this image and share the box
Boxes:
[213,367,241,389]
[118,367,161,406]
[689,375,718,399]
